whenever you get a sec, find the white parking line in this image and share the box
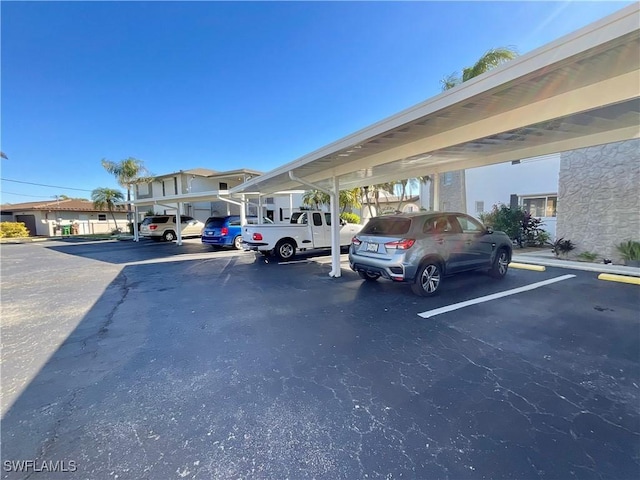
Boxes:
[278,259,312,265]
[417,274,576,319]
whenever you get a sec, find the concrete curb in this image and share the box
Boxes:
[598,273,640,285]
[512,254,640,278]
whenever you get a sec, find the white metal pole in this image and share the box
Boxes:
[432,174,440,211]
[330,176,341,278]
[289,194,293,222]
[176,201,183,246]
[239,195,247,226]
[133,205,139,241]
[258,195,263,223]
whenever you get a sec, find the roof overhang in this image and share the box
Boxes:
[122,189,307,208]
[231,4,640,195]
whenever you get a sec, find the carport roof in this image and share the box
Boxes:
[231,4,640,196]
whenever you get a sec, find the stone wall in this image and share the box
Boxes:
[557,139,640,263]
[431,170,467,213]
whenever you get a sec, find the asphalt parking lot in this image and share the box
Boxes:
[1,239,639,479]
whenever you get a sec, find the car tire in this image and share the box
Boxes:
[489,248,510,279]
[163,231,176,242]
[233,235,243,250]
[275,240,296,261]
[411,261,443,297]
[358,271,380,282]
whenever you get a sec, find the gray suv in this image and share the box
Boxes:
[349,212,512,296]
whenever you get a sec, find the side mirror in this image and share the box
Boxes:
[485,227,494,235]
[340,219,346,226]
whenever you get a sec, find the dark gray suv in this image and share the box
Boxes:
[349,212,512,296]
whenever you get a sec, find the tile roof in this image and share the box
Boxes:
[0,198,127,212]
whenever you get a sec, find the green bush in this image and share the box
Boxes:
[551,238,575,258]
[616,240,640,261]
[0,222,30,238]
[480,204,548,247]
[576,251,599,262]
[480,204,523,240]
[340,212,361,224]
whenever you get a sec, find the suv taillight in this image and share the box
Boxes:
[384,239,415,250]
[352,236,362,246]
[149,225,158,230]
[221,227,228,236]
[253,233,263,241]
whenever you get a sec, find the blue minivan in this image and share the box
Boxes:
[201,215,273,250]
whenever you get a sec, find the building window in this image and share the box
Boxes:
[137,183,149,196]
[475,201,484,214]
[174,177,178,194]
[162,182,166,196]
[442,172,453,186]
[219,182,228,191]
[265,197,275,205]
[521,195,557,217]
[98,214,107,221]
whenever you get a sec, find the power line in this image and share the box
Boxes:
[0,191,59,199]
[0,177,93,192]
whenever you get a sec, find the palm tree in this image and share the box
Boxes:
[302,188,362,213]
[91,188,125,231]
[437,47,518,212]
[101,157,152,227]
[440,47,518,91]
[395,176,431,211]
[302,190,329,210]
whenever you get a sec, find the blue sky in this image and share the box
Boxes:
[0,1,633,203]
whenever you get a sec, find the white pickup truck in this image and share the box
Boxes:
[242,211,363,261]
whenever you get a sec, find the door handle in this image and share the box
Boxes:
[436,238,445,245]
[465,241,472,246]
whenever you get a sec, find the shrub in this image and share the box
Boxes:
[340,212,360,224]
[480,204,524,241]
[551,237,575,258]
[481,204,548,247]
[577,251,599,262]
[616,240,640,262]
[0,222,30,238]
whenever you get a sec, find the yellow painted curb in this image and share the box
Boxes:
[509,262,546,272]
[598,273,640,285]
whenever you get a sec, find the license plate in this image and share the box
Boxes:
[366,242,378,252]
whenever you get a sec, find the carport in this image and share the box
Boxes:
[230,4,639,277]
[129,189,304,245]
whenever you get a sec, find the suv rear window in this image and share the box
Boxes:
[143,216,169,224]
[361,217,411,235]
[205,217,226,228]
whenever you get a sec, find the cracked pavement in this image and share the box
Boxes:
[1,239,639,479]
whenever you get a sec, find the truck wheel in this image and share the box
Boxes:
[233,235,243,250]
[275,240,296,261]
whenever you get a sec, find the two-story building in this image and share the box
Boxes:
[134,167,304,224]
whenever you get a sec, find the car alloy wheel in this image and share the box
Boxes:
[163,231,176,242]
[411,262,442,297]
[489,248,509,278]
[233,235,243,250]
